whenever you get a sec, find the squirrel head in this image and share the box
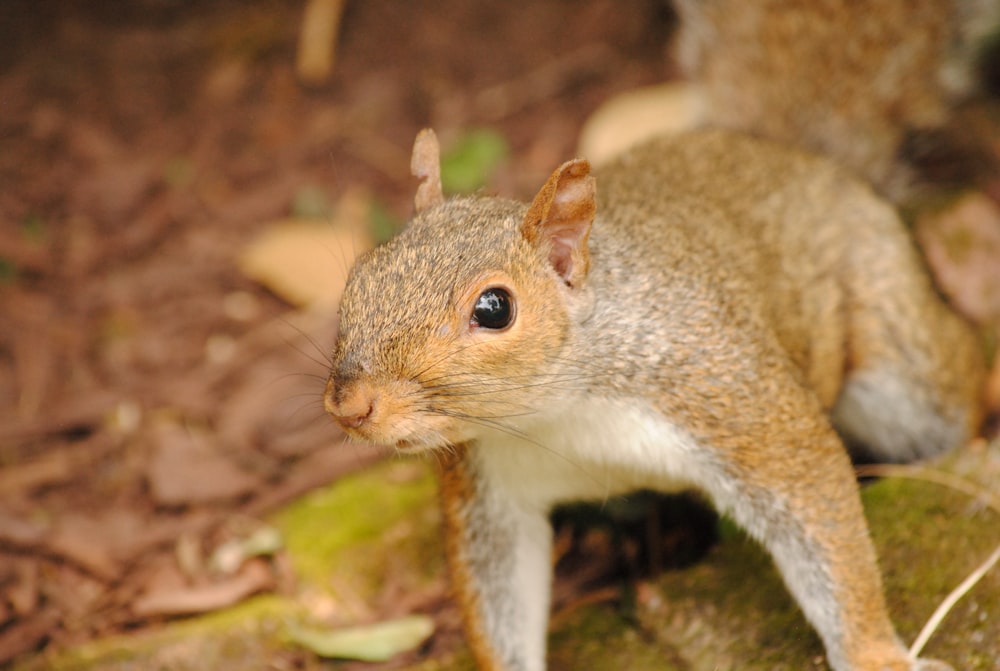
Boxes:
[325,129,596,452]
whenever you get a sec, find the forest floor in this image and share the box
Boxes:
[1,1,999,670]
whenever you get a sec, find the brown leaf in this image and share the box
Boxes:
[0,512,48,548]
[0,450,73,496]
[0,609,59,663]
[577,82,706,166]
[49,506,161,571]
[216,351,332,457]
[45,516,121,581]
[131,558,273,617]
[238,191,374,310]
[146,420,261,506]
[7,559,40,617]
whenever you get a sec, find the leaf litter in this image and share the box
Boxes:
[1,0,998,669]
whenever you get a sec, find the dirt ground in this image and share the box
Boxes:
[0,0,675,665]
[1,1,999,669]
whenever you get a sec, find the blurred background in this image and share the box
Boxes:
[0,1,677,668]
[1,1,998,670]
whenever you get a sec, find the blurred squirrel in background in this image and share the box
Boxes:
[672,0,1000,200]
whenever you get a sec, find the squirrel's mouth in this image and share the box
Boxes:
[393,437,443,455]
[394,438,420,451]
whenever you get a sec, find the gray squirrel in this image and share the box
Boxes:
[324,127,984,670]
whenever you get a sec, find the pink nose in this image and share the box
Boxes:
[324,379,376,431]
[333,400,373,429]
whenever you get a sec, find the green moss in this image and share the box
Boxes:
[17,596,296,671]
[862,477,1000,668]
[537,469,1000,671]
[17,455,1000,671]
[16,461,445,671]
[439,129,509,195]
[270,459,442,597]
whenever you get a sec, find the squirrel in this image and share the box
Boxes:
[671,0,1000,200]
[324,128,984,671]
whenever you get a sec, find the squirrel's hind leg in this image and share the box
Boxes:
[829,207,984,464]
[830,364,973,465]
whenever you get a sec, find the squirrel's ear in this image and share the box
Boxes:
[522,158,595,287]
[411,128,444,213]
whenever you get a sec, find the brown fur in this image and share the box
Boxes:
[673,0,996,198]
[326,129,984,671]
[437,447,506,671]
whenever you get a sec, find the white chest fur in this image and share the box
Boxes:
[461,398,720,671]
[471,398,712,512]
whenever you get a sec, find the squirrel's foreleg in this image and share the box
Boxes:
[439,447,552,671]
[707,411,917,671]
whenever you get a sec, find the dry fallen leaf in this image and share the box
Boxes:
[916,191,1000,324]
[0,450,74,496]
[0,609,59,663]
[238,190,374,310]
[577,82,706,167]
[209,525,283,575]
[287,614,435,662]
[296,0,346,85]
[132,558,273,617]
[147,420,260,506]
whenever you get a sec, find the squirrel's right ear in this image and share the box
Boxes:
[411,128,444,213]
[522,158,595,288]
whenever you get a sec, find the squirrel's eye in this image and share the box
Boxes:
[471,288,514,330]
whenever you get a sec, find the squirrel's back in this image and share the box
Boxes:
[582,130,982,458]
[587,131,878,402]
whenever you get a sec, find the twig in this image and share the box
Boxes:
[854,461,1000,655]
[854,462,1000,514]
[296,0,346,85]
[909,541,1000,657]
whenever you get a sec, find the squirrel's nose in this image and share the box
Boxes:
[333,399,374,429]
[324,377,376,430]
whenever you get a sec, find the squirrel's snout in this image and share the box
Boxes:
[323,374,441,450]
[324,377,377,432]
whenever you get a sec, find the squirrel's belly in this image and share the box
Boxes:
[472,399,715,511]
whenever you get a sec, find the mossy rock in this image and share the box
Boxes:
[543,469,1000,671]
[16,447,1000,671]
[14,460,442,671]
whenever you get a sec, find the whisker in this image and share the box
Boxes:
[436,411,604,491]
[290,405,336,428]
[419,373,596,402]
[278,317,335,369]
[423,367,597,387]
[434,405,538,420]
[284,391,331,406]
[426,375,594,398]
[270,371,330,385]
[411,340,487,384]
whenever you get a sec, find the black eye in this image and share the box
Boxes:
[471,288,514,330]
